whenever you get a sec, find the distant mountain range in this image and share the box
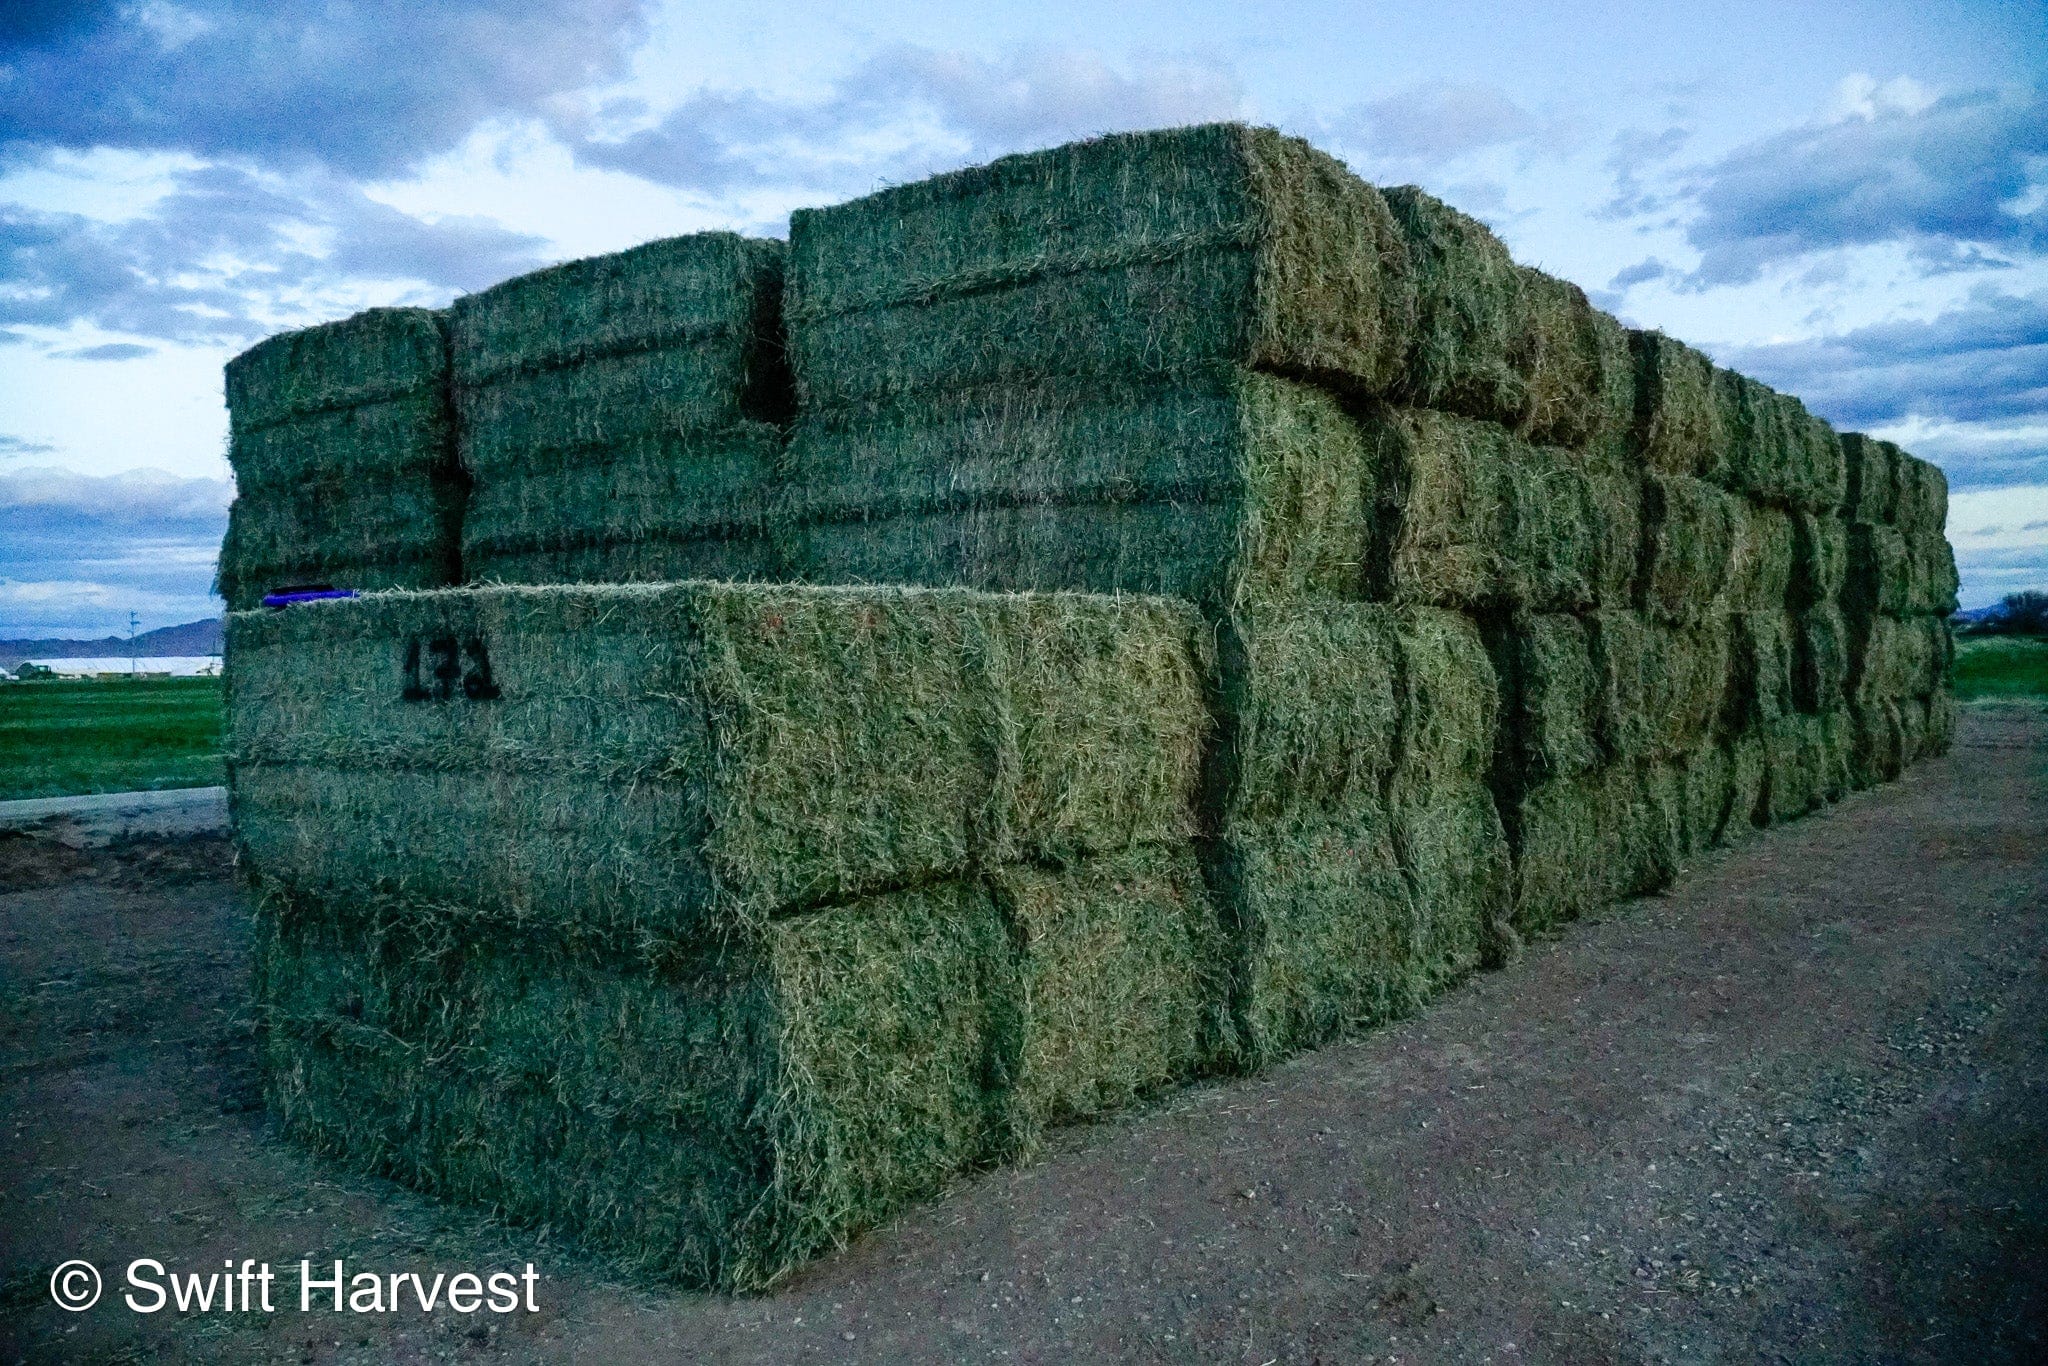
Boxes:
[0,618,223,670]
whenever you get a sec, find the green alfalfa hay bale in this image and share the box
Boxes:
[1224,601,1402,824]
[451,233,787,453]
[1584,611,1729,762]
[1793,604,1850,714]
[1840,432,1901,525]
[1905,532,1961,617]
[1848,614,1945,707]
[1640,473,1740,622]
[1378,185,1524,424]
[1221,797,1413,1063]
[1512,268,1637,455]
[1390,777,1513,976]
[1924,688,1958,757]
[219,307,461,610]
[1724,732,1768,837]
[1369,407,1634,612]
[1630,330,1725,478]
[256,880,1010,1292]
[1897,695,1934,764]
[1390,606,1500,790]
[992,844,1228,1149]
[787,123,1415,409]
[1674,742,1738,852]
[787,368,1375,608]
[1502,760,1668,934]
[226,306,450,439]
[461,423,784,585]
[1788,510,1848,608]
[1759,712,1849,824]
[1486,613,1602,790]
[1894,455,1950,538]
[1726,611,1796,730]
[1782,400,1847,513]
[1710,369,1797,506]
[229,583,1208,947]
[1726,502,1796,612]
[1847,699,1904,789]
[1845,523,1912,617]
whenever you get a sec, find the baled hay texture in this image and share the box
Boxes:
[1726,502,1795,612]
[1585,611,1729,762]
[1782,400,1847,513]
[1847,699,1904,789]
[1840,433,1901,526]
[1673,742,1738,853]
[1629,331,1724,478]
[1894,455,1950,538]
[1897,695,1932,766]
[1512,269,1636,455]
[256,879,1008,1293]
[1793,604,1850,714]
[1788,511,1848,608]
[1379,186,1526,425]
[1390,606,1500,790]
[1225,602,1402,824]
[220,307,460,610]
[1222,798,1413,1063]
[787,124,1414,408]
[1759,713,1850,824]
[785,368,1372,609]
[1905,532,1961,617]
[1725,733,1768,838]
[993,844,1227,1150]
[1849,614,1945,706]
[1726,612,1796,731]
[1924,689,1957,758]
[1369,407,1638,612]
[217,478,462,612]
[451,233,787,457]
[1503,761,1671,934]
[1711,373,1843,511]
[226,306,449,443]
[460,424,782,586]
[1487,614,1602,790]
[229,583,1207,947]
[1389,778,1512,980]
[1640,473,1739,623]
[1845,524,1912,618]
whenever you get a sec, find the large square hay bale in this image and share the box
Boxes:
[1713,373,1845,512]
[787,124,1413,409]
[786,368,1373,608]
[219,307,461,609]
[1894,455,1949,538]
[451,234,788,585]
[1760,712,1850,822]
[1840,433,1901,525]
[1849,614,1944,706]
[1727,502,1795,612]
[1585,612,1730,762]
[1488,613,1602,788]
[1845,523,1912,617]
[1630,331,1724,477]
[1905,532,1960,616]
[1847,699,1904,789]
[1368,407,1638,612]
[1793,604,1850,714]
[256,879,1009,1291]
[229,583,1207,945]
[1788,510,1848,608]
[994,844,1227,1148]
[1389,607,1500,790]
[1726,612,1796,730]
[1503,761,1670,934]
[1512,270,1636,456]
[1924,688,1957,757]
[1641,473,1739,622]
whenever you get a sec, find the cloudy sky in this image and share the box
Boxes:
[3,0,2044,635]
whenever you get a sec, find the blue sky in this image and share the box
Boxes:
[3,0,2044,635]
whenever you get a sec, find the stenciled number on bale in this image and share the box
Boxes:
[402,634,501,702]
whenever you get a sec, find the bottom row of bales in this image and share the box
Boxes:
[235,583,1526,1290]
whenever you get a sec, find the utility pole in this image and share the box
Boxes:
[129,610,139,679]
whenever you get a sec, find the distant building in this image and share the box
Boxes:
[24,655,223,678]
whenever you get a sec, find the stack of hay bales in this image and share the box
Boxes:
[233,582,1222,1288]
[781,125,1512,1063]
[226,120,1963,1291]
[450,234,789,584]
[1840,434,1958,781]
[216,308,463,609]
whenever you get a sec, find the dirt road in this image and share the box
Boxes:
[3,705,2043,1364]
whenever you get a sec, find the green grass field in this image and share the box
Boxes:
[1953,635,2048,702]
[0,677,224,801]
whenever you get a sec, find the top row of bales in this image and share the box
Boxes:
[218,123,1937,613]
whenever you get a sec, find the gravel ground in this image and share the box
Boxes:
[1,703,2042,1365]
